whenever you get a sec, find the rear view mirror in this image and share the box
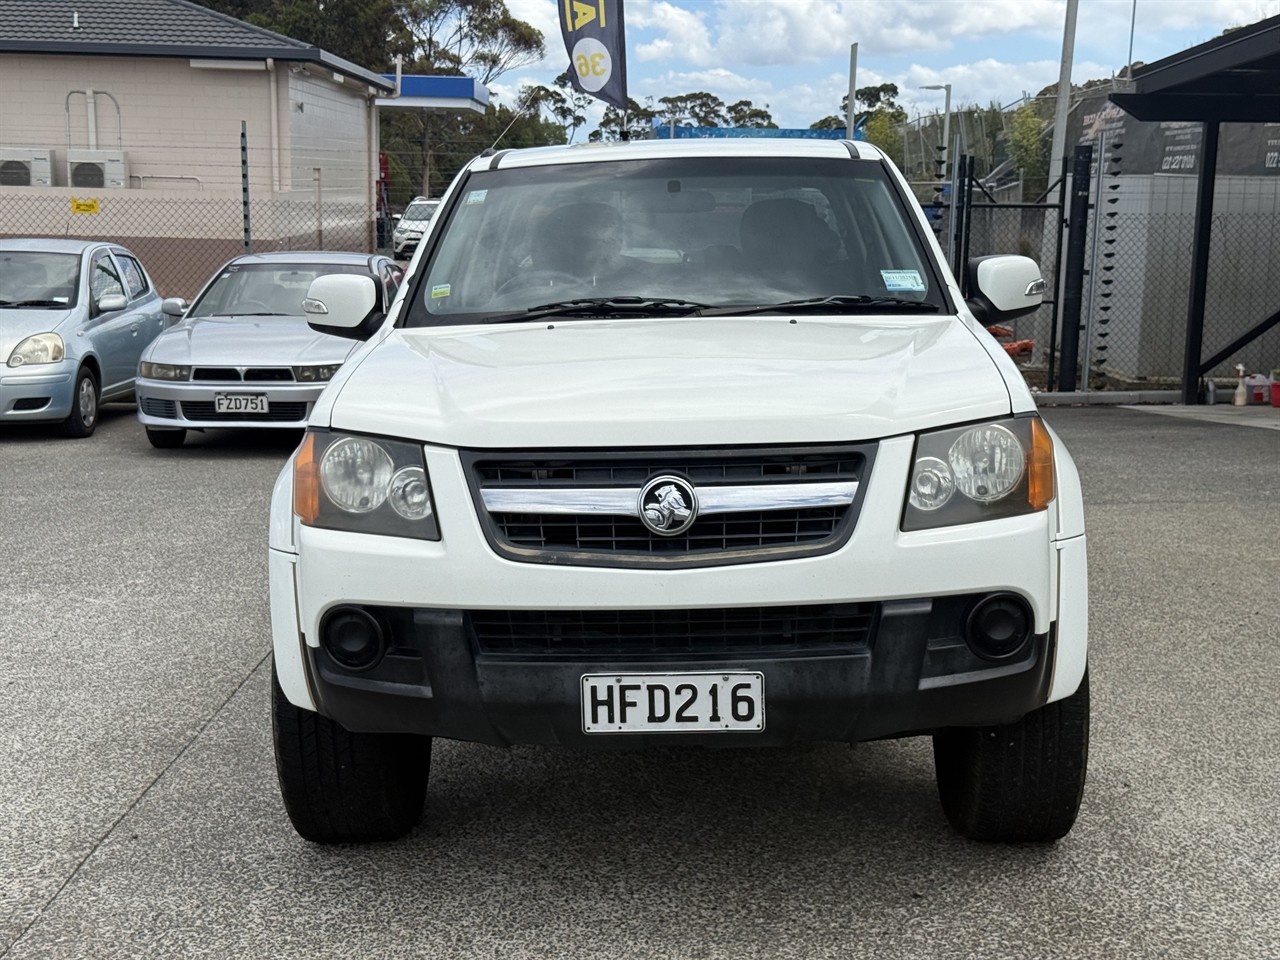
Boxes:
[161,297,187,317]
[965,255,1045,326]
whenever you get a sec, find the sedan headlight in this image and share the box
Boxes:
[139,361,191,381]
[903,417,1054,531]
[293,429,439,540]
[7,333,64,367]
[292,364,342,382]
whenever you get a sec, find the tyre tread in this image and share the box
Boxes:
[271,663,430,843]
[934,671,1089,842]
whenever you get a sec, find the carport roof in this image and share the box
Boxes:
[1110,12,1280,122]
[0,0,393,92]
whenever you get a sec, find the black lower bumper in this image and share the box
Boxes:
[305,596,1055,748]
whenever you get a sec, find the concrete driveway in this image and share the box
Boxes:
[0,404,1277,959]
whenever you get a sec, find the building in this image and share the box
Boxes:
[0,0,394,296]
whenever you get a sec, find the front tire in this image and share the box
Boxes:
[271,662,431,843]
[60,367,99,438]
[145,427,186,449]
[933,671,1089,842]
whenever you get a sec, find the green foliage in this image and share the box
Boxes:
[588,98,659,141]
[1007,103,1049,200]
[191,0,408,70]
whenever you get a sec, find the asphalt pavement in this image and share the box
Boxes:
[1,403,1277,959]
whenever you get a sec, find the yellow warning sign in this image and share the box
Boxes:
[70,197,99,214]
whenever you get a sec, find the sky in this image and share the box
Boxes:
[494,0,1280,134]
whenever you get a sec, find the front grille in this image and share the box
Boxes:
[192,367,294,383]
[141,398,177,418]
[467,445,874,568]
[179,401,308,422]
[469,603,877,659]
[244,367,293,382]
[498,509,845,552]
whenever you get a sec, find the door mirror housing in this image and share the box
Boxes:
[304,274,383,340]
[96,292,128,313]
[161,297,188,317]
[965,255,1045,326]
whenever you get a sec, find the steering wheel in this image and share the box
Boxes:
[228,300,274,314]
[494,270,584,298]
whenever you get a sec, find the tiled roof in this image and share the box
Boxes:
[0,0,392,89]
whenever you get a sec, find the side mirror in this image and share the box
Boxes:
[965,255,1045,326]
[161,297,188,317]
[392,213,402,221]
[96,292,128,313]
[303,274,383,340]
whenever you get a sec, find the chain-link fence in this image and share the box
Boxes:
[0,190,376,300]
[1078,172,1280,392]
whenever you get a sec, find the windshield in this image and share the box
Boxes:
[188,262,370,318]
[0,252,80,309]
[405,155,946,326]
[401,201,439,223]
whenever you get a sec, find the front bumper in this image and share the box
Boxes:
[0,361,75,422]
[393,234,421,257]
[270,434,1089,745]
[303,600,1055,747]
[136,376,325,430]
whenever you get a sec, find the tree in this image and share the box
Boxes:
[657,92,728,128]
[525,70,593,143]
[1007,103,1049,201]
[810,86,906,143]
[588,98,658,141]
[191,0,408,70]
[385,0,548,197]
[725,100,776,129]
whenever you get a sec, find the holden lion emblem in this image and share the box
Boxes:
[638,476,698,537]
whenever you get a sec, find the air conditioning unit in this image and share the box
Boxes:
[0,147,56,187]
[66,148,129,189]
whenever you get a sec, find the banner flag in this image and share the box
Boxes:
[559,0,628,110]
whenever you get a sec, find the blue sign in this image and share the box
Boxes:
[654,126,854,140]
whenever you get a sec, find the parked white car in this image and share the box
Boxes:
[391,197,440,259]
[268,139,1089,845]
[136,251,402,448]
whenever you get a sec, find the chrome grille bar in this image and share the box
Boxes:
[481,481,858,517]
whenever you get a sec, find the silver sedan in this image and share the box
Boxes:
[136,252,402,448]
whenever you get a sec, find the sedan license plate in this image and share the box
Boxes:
[214,393,268,414]
[581,672,764,734]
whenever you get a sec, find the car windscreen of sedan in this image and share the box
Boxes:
[401,201,439,223]
[405,156,946,327]
[188,263,370,318]
[0,252,81,308]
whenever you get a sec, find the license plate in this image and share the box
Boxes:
[581,672,764,733]
[214,393,268,414]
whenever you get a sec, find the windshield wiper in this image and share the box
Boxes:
[0,299,67,308]
[490,296,710,323]
[700,295,940,317]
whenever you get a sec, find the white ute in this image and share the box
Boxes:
[268,139,1089,844]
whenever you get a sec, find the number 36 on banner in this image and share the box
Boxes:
[572,38,613,93]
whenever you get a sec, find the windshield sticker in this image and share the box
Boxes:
[880,269,925,292]
[431,283,452,299]
[464,189,488,205]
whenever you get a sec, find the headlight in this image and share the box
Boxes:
[7,333,64,367]
[903,417,1055,531]
[293,429,438,540]
[292,364,342,382]
[139,361,191,381]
